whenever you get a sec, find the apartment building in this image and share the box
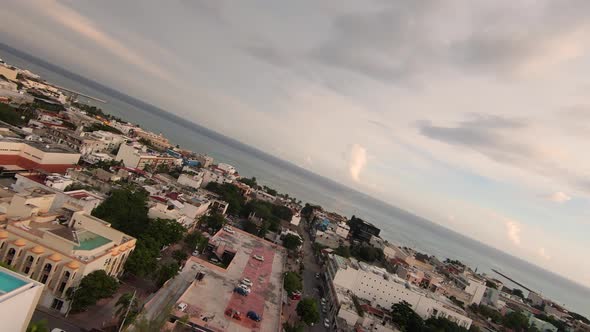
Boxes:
[0,138,80,173]
[325,254,472,330]
[0,266,44,332]
[133,129,171,151]
[115,143,179,170]
[0,188,135,314]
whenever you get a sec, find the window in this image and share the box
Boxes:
[5,248,16,266]
[23,255,34,274]
[51,298,64,311]
[40,263,52,284]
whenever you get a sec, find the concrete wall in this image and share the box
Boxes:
[0,268,43,332]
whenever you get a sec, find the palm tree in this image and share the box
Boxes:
[115,292,139,326]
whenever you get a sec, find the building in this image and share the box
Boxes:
[335,221,350,239]
[42,173,73,191]
[0,138,80,173]
[0,266,44,332]
[177,172,203,190]
[325,254,472,330]
[348,216,381,243]
[86,130,127,152]
[210,200,229,216]
[106,121,136,135]
[527,313,558,332]
[115,143,179,170]
[201,168,234,187]
[0,75,18,91]
[194,154,213,168]
[133,129,171,150]
[315,229,347,249]
[528,292,545,307]
[217,163,236,174]
[0,65,18,81]
[0,188,135,314]
[43,127,110,156]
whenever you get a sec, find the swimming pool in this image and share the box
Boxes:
[0,271,27,294]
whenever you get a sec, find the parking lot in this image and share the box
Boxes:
[173,228,286,331]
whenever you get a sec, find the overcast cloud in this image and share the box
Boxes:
[0,0,589,287]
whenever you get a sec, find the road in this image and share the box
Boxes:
[140,262,198,322]
[300,224,330,331]
[31,309,85,332]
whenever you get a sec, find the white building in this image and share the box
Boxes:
[201,168,233,187]
[115,143,179,170]
[335,221,350,239]
[177,172,203,190]
[86,130,127,152]
[107,121,137,135]
[0,267,44,332]
[217,163,236,174]
[42,174,74,191]
[326,255,472,329]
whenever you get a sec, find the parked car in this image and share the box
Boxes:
[238,284,251,293]
[324,318,330,328]
[247,310,262,322]
[315,273,320,279]
[177,302,188,312]
[210,257,220,264]
[234,287,248,296]
[225,308,242,320]
[321,298,327,304]
[290,290,302,300]
[223,226,235,234]
[241,278,253,286]
[253,255,265,262]
[192,250,199,256]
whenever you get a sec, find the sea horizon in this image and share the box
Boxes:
[1,43,588,316]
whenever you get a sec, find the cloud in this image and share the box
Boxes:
[548,191,572,203]
[38,1,173,82]
[505,220,521,246]
[348,144,367,182]
[538,247,552,260]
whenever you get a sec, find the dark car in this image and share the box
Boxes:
[247,310,262,322]
[234,287,248,296]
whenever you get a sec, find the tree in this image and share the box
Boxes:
[283,322,305,332]
[296,298,320,326]
[115,292,139,328]
[156,262,179,287]
[92,187,149,237]
[239,177,257,187]
[335,246,351,258]
[69,270,119,312]
[172,250,188,263]
[201,213,225,232]
[205,183,245,215]
[424,317,469,332]
[283,272,303,294]
[283,234,302,251]
[144,218,185,247]
[512,288,525,299]
[184,231,205,251]
[485,280,497,289]
[502,311,530,332]
[26,320,48,332]
[243,220,258,234]
[351,245,384,263]
[391,301,424,332]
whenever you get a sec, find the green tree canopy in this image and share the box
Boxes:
[92,187,149,237]
[283,234,302,251]
[205,182,245,215]
[296,298,320,326]
[69,270,119,312]
[335,246,351,258]
[201,213,225,232]
[502,311,530,332]
[156,262,179,287]
[115,292,139,328]
[26,320,48,332]
[172,250,188,263]
[239,177,257,187]
[283,271,303,294]
[391,301,424,332]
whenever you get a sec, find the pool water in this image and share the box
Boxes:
[0,271,27,293]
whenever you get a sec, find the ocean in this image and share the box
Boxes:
[1,44,588,316]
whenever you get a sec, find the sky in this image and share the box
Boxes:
[1,0,589,287]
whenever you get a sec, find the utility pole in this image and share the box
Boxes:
[118,290,137,332]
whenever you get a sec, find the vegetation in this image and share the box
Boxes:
[501,311,530,331]
[485,280,497,289]
[535,313,567,332]
[26,320,48,332]
[391,301,472,332]
[0,261,15,271]
[335,245,351,258]
[350,244,384,263]
[239,176,257,187]
[205,182,245,215]
[283,322,305,332]
[183,231,208,253]
[92,187,150,237]
[68,270,119,312]
[351,295,365,317]
[0,103,28,126]
[155,262,180,287]
[73,102,123,122]
[115,292,139,328]
[172,250,188,263]
[283,271,303,294]
[282,234,302,251]
[296,298,320,326]
[444,258,465,267]
[469,304,503,324]
[201,213,225,233]
[83,122,123,134]
[512,288,525,299]
[64,182,98,192]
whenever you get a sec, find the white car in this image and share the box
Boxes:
[223,226,235,234]
[177,302,188,312]
[192,250,199,256]
[253,255,265,262]
[241,278,253,286]
[51,329,66,332]
[238,284,251,293]
[321,297,327,304]
[324,320,330,328]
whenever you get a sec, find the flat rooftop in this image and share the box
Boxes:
[175,228,286,332]
[0,267,42,299]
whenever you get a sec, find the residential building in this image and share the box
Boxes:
[148,202,193,228]
[194,154,213,168]
[86,130,127,152]
[83,152,114,165]
[315,229,347,249]
[42,173,73,191]
[210,200,229,216]
[115,143,179,170]
[216,163,236,174]
[528,292,545,307]
[43,127,109,156]
[0,75,17,91]
[200,168,233,187]
[0,138,80,173]
[0,188,136,313]
[0,65,18,81]
[133,129,171,150]
[0,266,44,332]
[325,254,472,330]
[177,172,203,190]
[527,313,558,332]
[335,221,350,239]
[107,121,136,135]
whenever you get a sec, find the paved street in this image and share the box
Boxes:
[141,261,198,322]
[31,309,85,332]
[300,223,330,331]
